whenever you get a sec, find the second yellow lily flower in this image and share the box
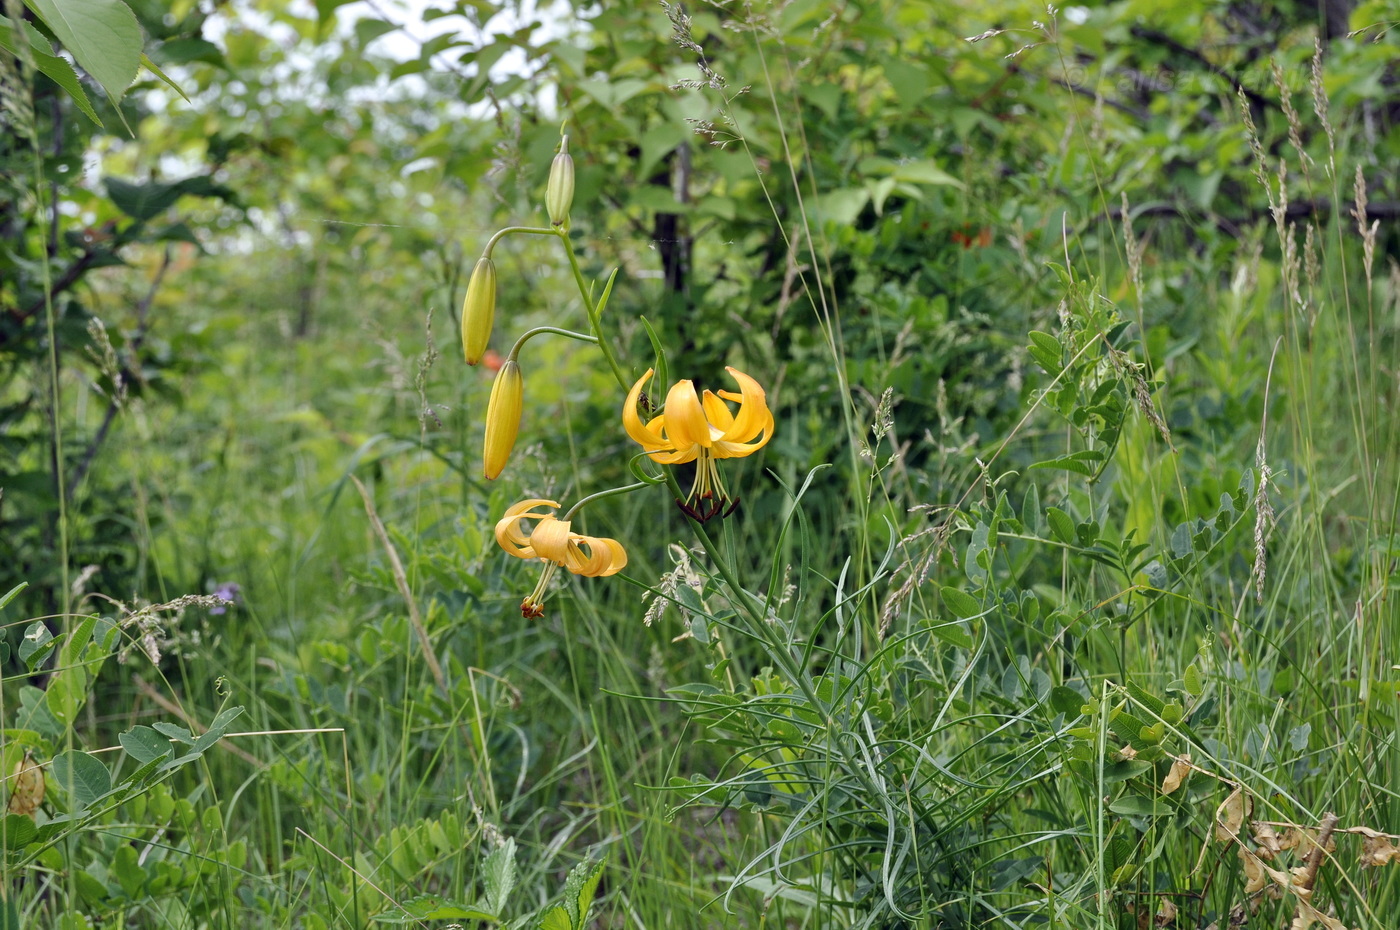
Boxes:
[623,366,773,518]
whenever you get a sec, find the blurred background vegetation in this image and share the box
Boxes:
[1,0,1398,925]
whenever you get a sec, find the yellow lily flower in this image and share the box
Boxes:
[494,499,628,617]
[623,366,773,519]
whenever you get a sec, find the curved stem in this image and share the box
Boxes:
[483,225,557,257]
[558,230,630,392]
[507,326,597,361]
[563,482,649,520]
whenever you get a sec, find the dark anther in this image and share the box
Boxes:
[723,496,741,518]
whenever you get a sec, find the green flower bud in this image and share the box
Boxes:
[483,359,523,479]
[461,256,496,365]
[546,135,575,228]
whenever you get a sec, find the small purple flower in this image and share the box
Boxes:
[210,582,241,615]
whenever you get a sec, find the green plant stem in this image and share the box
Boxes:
[558,231,629,392]
[482,225,557,257]
[507,326,597,362]
[563,482,649,521]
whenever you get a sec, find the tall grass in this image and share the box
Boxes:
[2,9,1397,930]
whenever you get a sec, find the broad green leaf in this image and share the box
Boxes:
[926,619,974,650]
[104,175,234,221]
[0,17,102,124]
[939,586,981,620]
[18,621,54,670]
[1046,508,1076,545]
[23,0,142,104]
[45,672,83,727]
[17,686,63,737]
[809,188,868,225]
[482,837,516,916]
[119,725,173,764]
[539,906,571,930]
[50,750,110,810]
[152,722,194,744]
[1050,685,1086,718]
[112,843,144,897]
[1,814,37,849]
[1109,795,1163,817]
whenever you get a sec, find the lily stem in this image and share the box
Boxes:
[483,226,557,257]
[563,482,649,521]
[558,230,630,392]
[507,326,597,362]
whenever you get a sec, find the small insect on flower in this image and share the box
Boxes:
[623,367,774,520]
[495,499,627,617]
[8,750,45,817]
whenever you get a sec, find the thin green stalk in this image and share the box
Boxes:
[483,225,557,256]
[558,232,629,392]
[507,326,597,361]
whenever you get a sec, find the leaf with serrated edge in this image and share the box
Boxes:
[23,0,142,104]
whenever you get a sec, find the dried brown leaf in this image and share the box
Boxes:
[1215,787,1249,843]
[1155,899,1178,926]
[1162,754,1191,795]
[7,751,44,817]
[1290,899,1347,930]
[1360,832,1399,867]
[1253,821,1283,860]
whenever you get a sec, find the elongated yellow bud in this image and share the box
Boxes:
[461,256,496,365]
[546,135,574,228]
[483,359,523,479]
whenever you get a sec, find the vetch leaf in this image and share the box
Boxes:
[18,621,54,670]
[940,586,981,620]
[119,725,173,764]
[1046,508,1076,545]
[49,750,110,810]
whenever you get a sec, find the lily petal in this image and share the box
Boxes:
[495,500,559,558]
[717,367,771,445]
[623,369,670,452]
[663,379,712,450]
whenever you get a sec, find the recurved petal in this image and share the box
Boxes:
[713,403,774,459]
[569,534,628,577]
[663,379,711,450]
[494,499,559,558]
[623,369,670,452]
[529,514,574,565]
[716,366,771,444]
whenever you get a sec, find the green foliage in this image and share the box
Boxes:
[1,0,1398,926]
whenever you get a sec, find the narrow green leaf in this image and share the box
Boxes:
[139,52,187,102]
